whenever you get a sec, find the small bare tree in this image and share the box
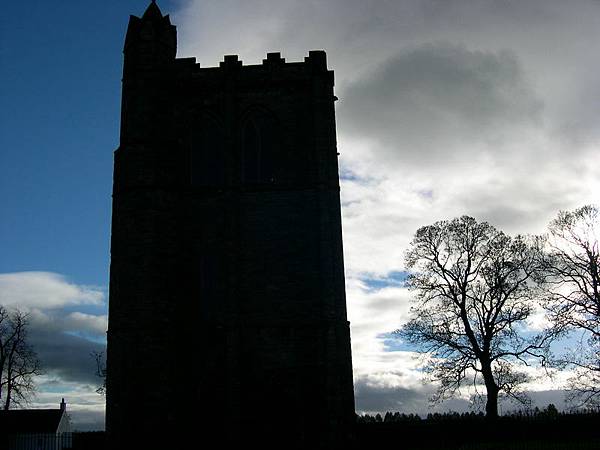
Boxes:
[397,216,556,418]
[92,350,107,395]
[542,205,600,406]
[0,306,42,409]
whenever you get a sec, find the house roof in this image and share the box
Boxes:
[0,409,65,434]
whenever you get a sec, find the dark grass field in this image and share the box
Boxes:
[457,441,599,450]
[352,412,600,450]
[64,412,600,449]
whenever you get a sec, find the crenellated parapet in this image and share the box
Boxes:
[172,51,332,81]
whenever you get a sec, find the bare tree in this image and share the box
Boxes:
[92,350,107,395]
[0,306,42,409]
[542,205,600,407]
[397,216,556,418]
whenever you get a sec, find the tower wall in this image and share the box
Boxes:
[107,4,354,448]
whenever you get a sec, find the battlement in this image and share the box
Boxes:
[125,1,333,85]
[173,51,334,84]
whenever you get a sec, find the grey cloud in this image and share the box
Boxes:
[355,377,570,415]
[526,390,568,410]
[178,0,600,147]
[68,409,105,432]
[29,321,105,385]
[354,376,471,414]
[461,187,567,236]
[339,44,543,167]
[354,377,426,413]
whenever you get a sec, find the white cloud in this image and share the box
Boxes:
[346,278,427,410]
[0,272,104,310]
[27,309,107,340]
[526,306,553,332]
[63,312,108,337]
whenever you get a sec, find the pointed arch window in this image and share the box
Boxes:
[241,111,280,185]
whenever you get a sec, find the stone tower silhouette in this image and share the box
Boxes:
[106,2,354,448]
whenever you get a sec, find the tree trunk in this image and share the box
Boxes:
[3,390,10,410]
[485,385,499,419]
[4,361,12,410]
[0,352,6,403]
[481,361,499,419]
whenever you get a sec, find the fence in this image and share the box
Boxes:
[5,433,72,450]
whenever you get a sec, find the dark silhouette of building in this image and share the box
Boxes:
[0,399,71,450]
[106,2,355,448]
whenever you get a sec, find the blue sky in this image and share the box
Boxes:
[0,1,165,429]
[0,2,183,286]
[2,0,600,431]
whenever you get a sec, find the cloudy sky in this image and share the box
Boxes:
[1,0,599,430]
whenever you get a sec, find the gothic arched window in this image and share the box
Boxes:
[241,111,280,185]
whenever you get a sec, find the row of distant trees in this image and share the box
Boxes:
[397,205,600,418]
[356,403,579,423]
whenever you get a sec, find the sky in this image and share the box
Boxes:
[1,0,599,431]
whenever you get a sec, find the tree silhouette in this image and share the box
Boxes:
[91,350,107,395]
[542,205,600,407]
[397,216,556,418]
[0,306,42,409]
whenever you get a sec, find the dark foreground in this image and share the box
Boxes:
[11,411,599,450]
[352,411,600,450]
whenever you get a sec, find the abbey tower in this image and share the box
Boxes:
[106,2,354,447]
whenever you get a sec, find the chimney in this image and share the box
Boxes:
[60,398,66,412]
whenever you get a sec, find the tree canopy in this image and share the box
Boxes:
[543,205,600,406]
[397,216,556,417]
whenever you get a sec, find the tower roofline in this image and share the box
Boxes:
[123,1,176,54]
[142,1,164,21]
[174,50,332,79]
